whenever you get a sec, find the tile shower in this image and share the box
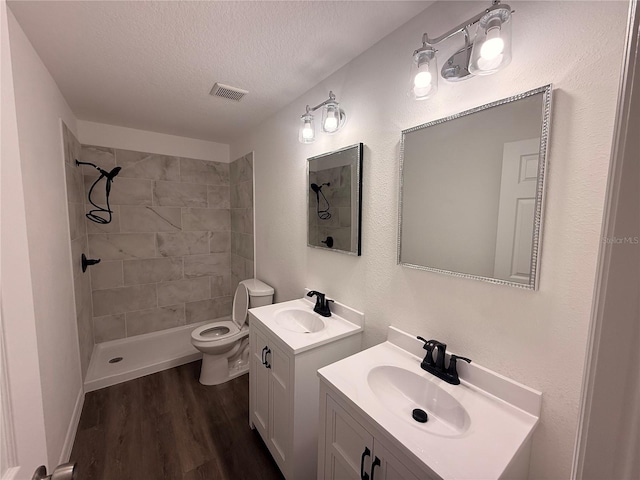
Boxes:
[63,124,254,379]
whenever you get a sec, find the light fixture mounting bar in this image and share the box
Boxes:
[305,91,338,114]
[423,0,512,46]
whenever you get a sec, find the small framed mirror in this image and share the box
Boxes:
[398,85,552,289]
[308,143,363,255]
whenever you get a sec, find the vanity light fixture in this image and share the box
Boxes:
[298,91,346,144]
[409,0,513,100]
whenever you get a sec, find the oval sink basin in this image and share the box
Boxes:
[274,308,326,333]
[367,365,470,436]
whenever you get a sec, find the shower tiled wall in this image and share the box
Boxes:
[62,123,94,378]
[230,153,254,288]
[80,145,240,343]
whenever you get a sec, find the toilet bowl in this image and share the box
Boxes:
[191,278,274,385]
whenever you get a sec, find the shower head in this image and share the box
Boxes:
[310,182,330,193]
[106,167,122,180]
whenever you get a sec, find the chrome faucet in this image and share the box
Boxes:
[306,290,334,317]
[417,337,471,385]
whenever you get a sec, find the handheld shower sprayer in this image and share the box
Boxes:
[310,182,331,220]
[75,160,121,224]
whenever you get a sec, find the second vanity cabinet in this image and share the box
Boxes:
[248,299,363,480]
[319,385,430,480]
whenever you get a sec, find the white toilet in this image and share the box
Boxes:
[191,278,274,385]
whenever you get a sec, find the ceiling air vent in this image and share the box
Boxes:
[209,83,248,102]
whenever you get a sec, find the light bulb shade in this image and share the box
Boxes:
[321,101,345,134]
[299,113,315,144]
[409,47,438,100]
[469,7,512,75]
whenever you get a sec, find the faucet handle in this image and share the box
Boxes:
[447,354,471,384]
[416,337,437,366]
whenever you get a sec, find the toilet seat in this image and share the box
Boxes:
[190,282,252,346]
[191,320,247,343]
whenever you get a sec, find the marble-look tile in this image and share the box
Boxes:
[245,258,254,279]
[125,304,185,336]
[209,231,231,253]
[185,296,232,324]
[85,206,121,234]
[318,226,352,252]
[153,181,208,207]
[116,149,180,181]
[157,231,209,257]
[231,208,253,235]
[211,275,231,298]
[65,163,85,204]
[230,153,253,185]
[74,276,93,364]
[231,232,253,260]
[230,181,253,209]
[71,235,89,280]
[338,207,352,228]
[88,233,156,260]
[182,208,230,231]
[207,185,230,209]
[123,257,183,285]
[120,206,181,232]
[84,176,153,206]
[180,158,229,185]
[68,202,86,241]
[231,254,245,279]
[157,277,209,307]
[92,284,157,317]
[183,253,230,278]
[80,145,116,175]
[91,260,124,290]
[93,314,126,343]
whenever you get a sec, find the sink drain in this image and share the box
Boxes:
[412,408,428,423]
[108,357,123,364]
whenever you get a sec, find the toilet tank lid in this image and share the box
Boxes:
[240,278,274,296]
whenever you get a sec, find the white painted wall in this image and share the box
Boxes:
[77,120,230,163]
[6,8,82,467]
[1,2,49,476]
[230,1,629,478]
[576,1,640,476]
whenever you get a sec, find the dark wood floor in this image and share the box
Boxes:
[71,361,284,480]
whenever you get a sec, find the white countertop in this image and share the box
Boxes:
[248,297,363,354]
[318,327,541,480]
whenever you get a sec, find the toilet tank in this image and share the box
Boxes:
[241,278,274,308]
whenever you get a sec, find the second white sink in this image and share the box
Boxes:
[367,365,470,437]
[275,308,326,333]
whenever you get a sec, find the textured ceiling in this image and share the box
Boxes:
[8,1,432,143]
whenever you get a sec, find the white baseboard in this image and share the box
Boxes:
[59,388,84,463]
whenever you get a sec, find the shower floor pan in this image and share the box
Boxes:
[84,320,214,392]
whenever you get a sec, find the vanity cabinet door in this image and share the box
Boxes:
[322,395,374,480]
[370,441,424,480]
[251,326,270,436]
[267,341,290,468]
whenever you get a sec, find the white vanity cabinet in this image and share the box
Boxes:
[249,305,363,480]
[319,384,433,480]
[250,323,290,467]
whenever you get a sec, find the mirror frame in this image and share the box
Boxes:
[307,143,364,256]
[397,85,553,289]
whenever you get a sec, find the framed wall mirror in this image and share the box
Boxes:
[398,85,552,289]
[308,143,363,255]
